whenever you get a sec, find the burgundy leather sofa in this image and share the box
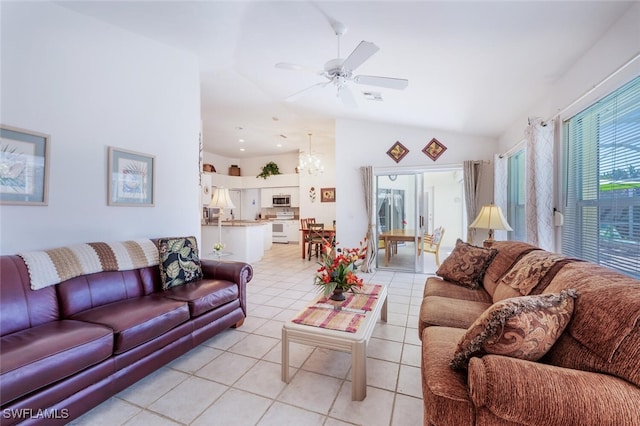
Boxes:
[0,248,252,425]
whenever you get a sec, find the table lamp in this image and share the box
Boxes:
[209,187,236,249]
[469,204,512,248]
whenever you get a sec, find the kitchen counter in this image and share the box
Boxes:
[202,220,272,227]
[201,221,272,263]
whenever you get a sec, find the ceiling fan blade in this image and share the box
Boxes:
[354,75,408,90]
[341,41,379,72]
[285,81,330,102]
[275,62,324,75]
[338,85,357,109]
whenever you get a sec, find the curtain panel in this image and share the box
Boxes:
[463,160,482,243]
[494,154,509,241]
[525,117,555,251]
[360,166,376,273]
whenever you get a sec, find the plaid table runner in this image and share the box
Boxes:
[292,307,364,333]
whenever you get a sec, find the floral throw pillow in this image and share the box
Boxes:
[500,250,577,296]
[450,289,578,370]
[158,236,203,290]
[436,239,497,289]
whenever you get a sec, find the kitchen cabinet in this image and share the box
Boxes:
[290,189,300,208]
[260,188,273,208]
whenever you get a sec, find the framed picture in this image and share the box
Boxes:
[423,138,447,161]
[108,147,155,206]
[386,141,409,163]
[0,125,50,205]
[321,187,336,203]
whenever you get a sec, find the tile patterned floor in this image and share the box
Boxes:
[71,243,433,426]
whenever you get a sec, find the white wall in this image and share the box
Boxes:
[499,3,640,150]
[0,2,202,254]
[335,118,498,248]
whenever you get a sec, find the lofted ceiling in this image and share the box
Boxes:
[58,1,634,158]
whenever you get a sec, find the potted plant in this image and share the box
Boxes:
[257,161,281,179]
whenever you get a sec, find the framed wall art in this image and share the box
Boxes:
[386,141,409,163]
[321,187,335,203]
[108,147,155,206]
[0,125,50,205]
[423,138,447,161]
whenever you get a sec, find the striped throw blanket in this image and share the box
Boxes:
[18,239,159,290]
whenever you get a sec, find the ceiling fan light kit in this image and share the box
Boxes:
[276,21,408,107]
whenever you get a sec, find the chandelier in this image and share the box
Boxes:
[298,133,324,175]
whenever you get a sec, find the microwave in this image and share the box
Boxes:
[272,194,291,207]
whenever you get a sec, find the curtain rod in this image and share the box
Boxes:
[499,52,640,159]
[546,52,640,123]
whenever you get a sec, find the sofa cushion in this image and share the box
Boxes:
[0,320,113,404]
[157,236,203,290]
[423,276,493,304]
[163,279,239,317]
[482,241,539,296]
[543,262,640,385]
[71,295,190,354]
[436,239,496,289]
[421,326,475,426]
[450,289,578,370]
[419,296,491,339]
[499,250,578,296]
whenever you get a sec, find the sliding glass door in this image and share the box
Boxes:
[375,173,424,272]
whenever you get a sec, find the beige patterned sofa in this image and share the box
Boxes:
[419,240,640,426]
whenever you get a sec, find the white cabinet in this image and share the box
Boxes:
[290,188,300,208]
[260,188,273,208]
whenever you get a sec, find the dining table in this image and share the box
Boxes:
[300,226,336,259]
[378,229,421,266]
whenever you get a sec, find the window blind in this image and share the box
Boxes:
[562,76,640,278]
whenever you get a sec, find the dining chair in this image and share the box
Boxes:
[308,223,325,261]
[420,226,445,267]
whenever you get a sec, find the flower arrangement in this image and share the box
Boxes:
[213,242,224,252]
[314,239,367,300]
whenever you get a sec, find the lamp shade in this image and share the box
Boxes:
[209,187,235,210]
[469,204,513,231]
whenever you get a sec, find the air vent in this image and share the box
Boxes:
[362,91,383,101]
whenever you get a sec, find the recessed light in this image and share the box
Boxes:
[277,144,282,148]
[239,148,245,152]
[239,139,245,143]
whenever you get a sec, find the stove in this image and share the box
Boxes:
[273,211,295,243]
[275,211,295,221]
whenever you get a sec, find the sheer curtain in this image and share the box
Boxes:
[494,154,509,241]
[463,160,482,242]
[525,117,555,251]
[360,166,376,272]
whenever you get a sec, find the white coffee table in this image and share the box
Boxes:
[281,285,388,401]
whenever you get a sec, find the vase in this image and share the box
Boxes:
[330,288,346,301]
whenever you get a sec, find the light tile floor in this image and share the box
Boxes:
[71,243,434,426]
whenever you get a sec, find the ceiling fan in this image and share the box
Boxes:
[275,21,408,108]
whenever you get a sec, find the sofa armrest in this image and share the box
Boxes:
[468,355,640,426]
[200,259,253,286]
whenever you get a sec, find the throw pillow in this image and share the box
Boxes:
[436,239,497,289]
[158,236,203,290]
[500,250,577,296]
[450,289,578,370]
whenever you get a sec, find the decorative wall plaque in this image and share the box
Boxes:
[386,141,409,163]
[422,138,447,161]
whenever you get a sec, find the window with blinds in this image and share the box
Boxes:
[562,76,640,278]
[507,150,526,242]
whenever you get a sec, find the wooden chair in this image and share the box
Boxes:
[420,226,445,267]
[307,223,325,261]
